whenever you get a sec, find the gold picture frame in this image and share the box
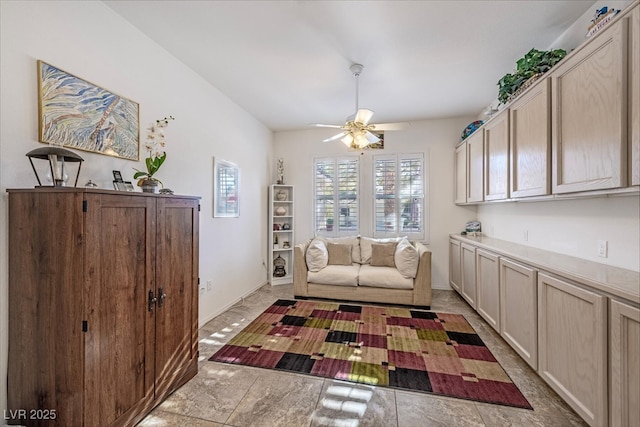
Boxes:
[38,60,140,160]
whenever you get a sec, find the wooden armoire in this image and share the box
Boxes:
[7,188,200,426]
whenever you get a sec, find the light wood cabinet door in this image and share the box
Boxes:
[500,258,537,369]
[610,299,640,427]
[455,142,467,203]
[551,15,629,193]
[449,239,462,292]
[476,249,500,333]
[483,110,509,200]
[630,4,640,186]
[538,273,607,427]
[460,243,477,308]
[467,130,484,202]
[510,78,551,197]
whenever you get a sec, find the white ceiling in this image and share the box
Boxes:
[104,0,595,131]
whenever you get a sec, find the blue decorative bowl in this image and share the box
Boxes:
[461,120,485,141]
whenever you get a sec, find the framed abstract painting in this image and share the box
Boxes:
[37,60,140,160]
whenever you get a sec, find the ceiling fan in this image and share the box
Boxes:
[312,63,409,149]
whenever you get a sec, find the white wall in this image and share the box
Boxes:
[477,0,640,272]
[0,1,272,413]
[273,116,479,291]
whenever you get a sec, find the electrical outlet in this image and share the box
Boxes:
[523,230,528,241]
[597,240,608,258]
[207,280,213,291]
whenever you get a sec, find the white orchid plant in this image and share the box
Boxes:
[134,116,174,186]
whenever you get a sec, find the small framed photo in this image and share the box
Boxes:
[123,181,135,191]
[114,181,127,191]
[113,170,124,182]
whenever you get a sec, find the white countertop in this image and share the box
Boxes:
[450,234,640,304]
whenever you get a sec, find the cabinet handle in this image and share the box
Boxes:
[158,288,167,307]
[148,290,157,312]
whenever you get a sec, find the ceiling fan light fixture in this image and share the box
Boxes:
[341,133,354,147]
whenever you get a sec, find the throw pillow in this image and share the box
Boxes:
[327,243,353,265]
[360,237,404,264]
[324,235,361,264]
[370,242,397,267]
[395,237,419,278]
[306,238,328,272]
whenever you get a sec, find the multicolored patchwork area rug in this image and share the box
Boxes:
[209,299,531,409]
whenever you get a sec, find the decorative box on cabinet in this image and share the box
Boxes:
[455,142,467,204]
[537,273,607,427]
[509,78,551,198]
[476,249,500,333]
[499,258,538,369]
[483,110,510,201]
[448,238,462,292]
[460,243,477,308]
[467,130,484,203]
[269,184,294,285]
[7,189,200,427]
[551,9,629,193]
[610,299,640,427]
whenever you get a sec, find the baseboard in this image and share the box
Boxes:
[198,280,268,327]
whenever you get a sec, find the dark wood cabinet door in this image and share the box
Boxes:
[8,191,85,425]
[83,194,156,427]
[154,197,200,397]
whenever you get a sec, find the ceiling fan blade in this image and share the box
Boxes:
[311,124,344,129]
[323,132,348,143]
[370,122,410,131]
[354,109,374,125]
[364,131,381,144]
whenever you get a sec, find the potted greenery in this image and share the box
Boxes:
[497,48,567,105]
[134,116,174,192]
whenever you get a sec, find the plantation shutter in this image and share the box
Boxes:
[314,157,359,235]
[374,157,397,233]
[373,153,425,240]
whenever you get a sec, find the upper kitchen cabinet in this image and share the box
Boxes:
[509,78,551,198]
[551,10,630,193]
[483,109,510,201]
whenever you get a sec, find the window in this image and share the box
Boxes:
[314,157,359,235]
[374,153,426,240]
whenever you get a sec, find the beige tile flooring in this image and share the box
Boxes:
[139,285,588,427]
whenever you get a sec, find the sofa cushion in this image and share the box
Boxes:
[327,243,352,265]
[370,242,397,267]
[323,235,361,264]
[306,238,328,272]
[395,237,419,279]
[308,264,359,287]
[360,236,404,264]
[358,264,414,289]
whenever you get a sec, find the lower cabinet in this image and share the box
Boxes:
[499,258,538,369]
[610,299,640,427]
[449,236,639,427]
[7,190,200,427]
[476,249,500,333]
[537,273,607,427]
[449,238,462,292]
[460,243,477,308]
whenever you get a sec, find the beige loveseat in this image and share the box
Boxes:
[293,236,432,308]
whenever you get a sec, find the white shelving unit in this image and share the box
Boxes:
[268,184,294,285]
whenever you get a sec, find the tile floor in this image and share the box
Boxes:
[138,285,588,427]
